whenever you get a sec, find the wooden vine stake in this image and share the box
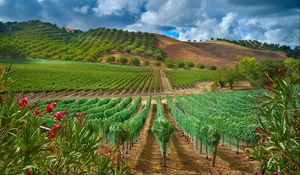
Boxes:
[236,139,239,155]
[212,143,218,167]
[163,143,167,167]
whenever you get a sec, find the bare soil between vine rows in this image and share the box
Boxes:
[125,102,258,175]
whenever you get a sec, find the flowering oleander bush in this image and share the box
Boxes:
[0,66,130,175]
[252,67,300,174]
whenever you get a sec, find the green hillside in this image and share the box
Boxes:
[0,20,163,61]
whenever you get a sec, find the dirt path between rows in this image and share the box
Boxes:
[128,103,188,175]
[160,69,173,93]
[164,103,257,175]
[126,102,257,175]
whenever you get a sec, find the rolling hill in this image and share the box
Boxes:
[157,34,287,67]
[0,21,288,68]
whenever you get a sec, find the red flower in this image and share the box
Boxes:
[51,102,58,108]
[22,97,28,104]
[73,113,86,119]
[19,102,26,107]
[49,131,56,139]
[52,123,60,131]
[117,152,122,159]
[53,112,64,120]
[46,104,53,113]
[19,97,29,107]
[62,110,67,116]
[35,108,41,116]
[267,87,272,91]
[277,67,285,76]
[274,172,279,175]
[121,144,125,150]
[26,172,33,175]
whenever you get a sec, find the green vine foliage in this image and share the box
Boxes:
[252,69,300,174]
[151,96,174,156]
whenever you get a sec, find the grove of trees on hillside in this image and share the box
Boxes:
[0,21,164,62]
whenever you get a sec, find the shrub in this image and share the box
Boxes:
[117,56,128,65]
[106,56,116,63]
[175,61,185,68]
[133,48,144,54]
[143,60,150,66]
[165,58,173,68]
[0,67,130,175]
[185,61,195,68]
[154,61,161,67]
[155,53,162,61]
[196,64,205,69]
[129,57,140,66]
[251,68,300,174]
[144,50,153,57]
[210,65,217,70]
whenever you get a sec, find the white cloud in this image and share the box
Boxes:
[126,22,160,33]
[245,34,254,40]
[92,0,143,17]
[217,13,237,37]
[177,12,237,41]
[73,5,89,14]
[264,29,284,44]
[140,0,202,27]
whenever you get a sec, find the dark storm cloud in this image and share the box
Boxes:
[227,0,299,10]
[0,0,299,47]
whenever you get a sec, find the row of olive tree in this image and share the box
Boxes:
[164,58,217,70]
[104,55,164,67]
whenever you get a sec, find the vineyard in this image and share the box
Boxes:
[32,91,263,173]
[0,21,163,61]
[164,69,216,88]
[1,58,161,93]
[36,96,153,147]
[0,3,299,174]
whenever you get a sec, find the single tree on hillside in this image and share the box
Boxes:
[154,61,161,67]
[129,57,140,66]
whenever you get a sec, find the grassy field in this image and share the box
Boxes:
[164,69,216,88]
[1,58,160,92]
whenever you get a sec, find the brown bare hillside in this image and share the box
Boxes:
[156,35,286,67]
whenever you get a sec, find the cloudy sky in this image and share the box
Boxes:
[0,0,299,47]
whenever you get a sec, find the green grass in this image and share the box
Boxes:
[1,58,160,92]
[164,69,216,88]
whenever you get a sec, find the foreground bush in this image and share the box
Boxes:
[252,68,300,174]
[0,66,130,175]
